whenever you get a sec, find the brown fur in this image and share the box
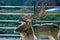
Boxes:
[15,23,59,40]
[15,21,37,40]
[33,23,59,40]
[15,3,59,40]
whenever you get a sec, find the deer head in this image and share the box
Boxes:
[15,15,32,33]
[15,1,48,33]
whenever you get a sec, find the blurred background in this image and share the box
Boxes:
[0,0,60,40]
[0,0,60,6]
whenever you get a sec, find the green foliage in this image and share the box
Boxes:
[0,15,19,20]
[0,22,19,27]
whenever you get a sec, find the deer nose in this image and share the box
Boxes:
[15,29,18,32]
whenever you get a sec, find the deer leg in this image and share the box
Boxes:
[50,28,59,40]
[49,35,57,40]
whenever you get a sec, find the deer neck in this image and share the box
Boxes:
[20,27,37,40]
[20,32,37,40]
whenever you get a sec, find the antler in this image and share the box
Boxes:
[32,1,48,21]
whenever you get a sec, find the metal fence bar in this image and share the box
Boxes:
[0,27,17,29]
[36,20,60,22]
[0,6,60,8]
[0,13,60,15]
[0,20,60,22]
[0,20,18,22]
[0,34,20,36]
[0,13,33,15]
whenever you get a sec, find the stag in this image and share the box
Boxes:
[15,1,59,40]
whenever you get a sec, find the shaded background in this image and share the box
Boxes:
[0,0,60,6]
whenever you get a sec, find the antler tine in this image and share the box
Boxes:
[39,3,48,19]
[31,0,39,21]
